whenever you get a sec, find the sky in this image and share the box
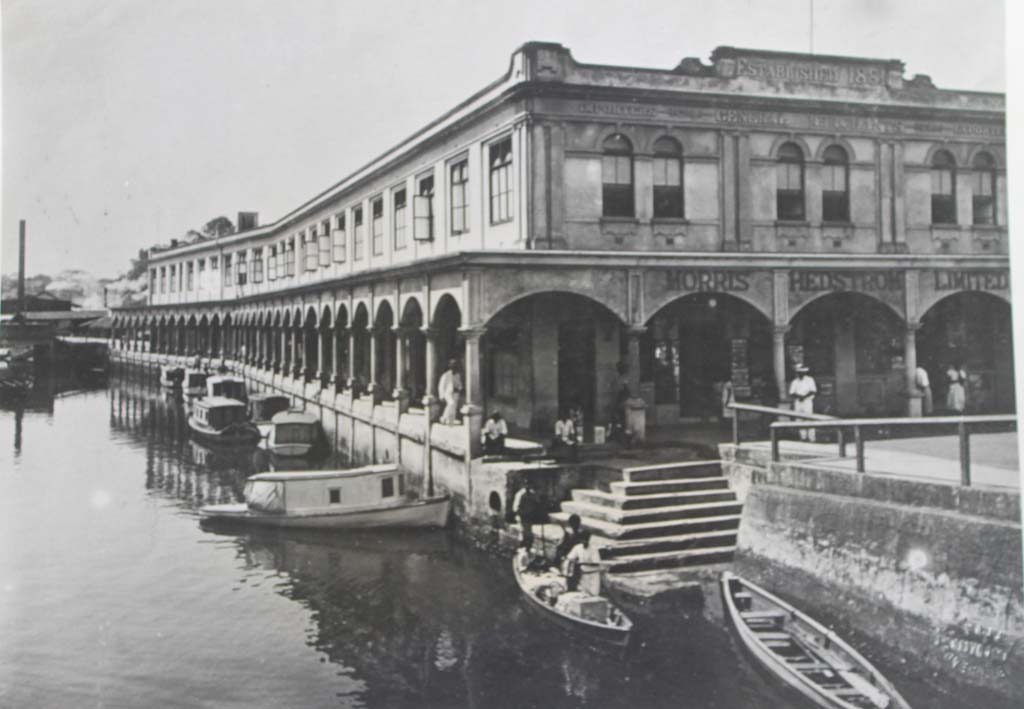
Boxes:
[0,0,1009,279]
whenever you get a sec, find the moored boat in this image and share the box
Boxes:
[265,410,322,457]
[720,572,911,709]
[512,559,633,649]
[183,369,209,398]
[199,464,451,529]
[248,393,292,439]
[187,396,261,445]
[159,365,185,390]
[206,375,247,402]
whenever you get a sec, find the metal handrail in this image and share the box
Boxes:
[727,402,845,454]
[768,414,1016,485]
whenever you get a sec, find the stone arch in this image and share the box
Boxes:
[350,302,371,391]
[922,143,962,168]
[813,136,858,162]
[768,135,813,160]
[374,301,396,396]
[966,145,1003,170]
[789,289,904,323]
[478,286,628,329]
[399,297,427,402]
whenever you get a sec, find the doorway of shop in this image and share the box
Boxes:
[558,319,596,441]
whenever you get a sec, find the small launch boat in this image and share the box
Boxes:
[187,396,261,445]
[265,410,322,457]
[206,375,247,402]
[247,393,292,439]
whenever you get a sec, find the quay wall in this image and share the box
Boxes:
[720,443,1024,701]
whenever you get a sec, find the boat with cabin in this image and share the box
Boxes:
[721,572,910,709]
[206,375,247,402]
[159,365,185,390]
[198,464,451,529]
[264,410,322,457]
[187,396,261,445]
[183,369,209,398]
[247,393,292,438]
[512,559,633,649]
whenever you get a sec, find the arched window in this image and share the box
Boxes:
[821,145,849,222]
[776,142,805,221]
[602,134,634,218]
[652,136,684,219]
[930,150,957,224]
[972,152,996,226]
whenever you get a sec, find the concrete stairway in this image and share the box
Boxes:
[550,461,741,573]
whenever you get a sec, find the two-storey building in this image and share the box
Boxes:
[113,41,1012,470]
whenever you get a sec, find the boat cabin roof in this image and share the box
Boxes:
[271,410,319,425]
[207,375,243,384]
[249,464,398,483]
[195,396,246,410]
[250,392,289,402]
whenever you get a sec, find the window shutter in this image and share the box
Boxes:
[413,195,432,241]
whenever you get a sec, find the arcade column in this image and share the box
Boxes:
[773,325,789,405]
[626,326,647,442]
[393,326,410,414]
[422,327,441,422]
[366,327,380,404]
[460,327,486,459]
[904,321,923,417]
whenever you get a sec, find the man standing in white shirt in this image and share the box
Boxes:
[915,365,933,416]
[788,365,817,442]
[438,359,463,425]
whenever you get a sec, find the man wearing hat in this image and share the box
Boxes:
[789,364,817,441]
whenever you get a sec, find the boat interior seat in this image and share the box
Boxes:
[753,631,791,641]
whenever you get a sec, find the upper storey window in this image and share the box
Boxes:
[972,152,996,226]
[821,145,849,222]
[450,160,469,235]
[931,150,957,225]
[393,187,407,250]
[268,246,278,281]
[602,133,634,218]
[252,248,264,284]
[353,206,365,260]
[221,257,231,287]
[489,137,513,225]
[285,238,296,277]
[776,142,805,221]
[319,219,331,266]
[371,197,385,256]
[415,174,435,241]
[334,213,347,262]
[303,229,318,271]
[652,136,683,219]
[186,262,194,291]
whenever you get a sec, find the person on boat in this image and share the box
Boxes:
[788,364,817,442]
[563,531,602,596]
[515,539,533,573]
[512,481,539,549]
[554,513,584,566]
[481,411,508,454]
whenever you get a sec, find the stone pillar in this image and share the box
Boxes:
[332,327,344,389]
[625,326,647,442]
[291,328,302,379]
[461,328,486,459]
[393,327,410,414]
[422,327,441,422]
[367,327,380,403]
[277,327,286,374]
[773,325,789,404]
[905,321,923,417]
[318,326,328,387]
[346,329,357,392]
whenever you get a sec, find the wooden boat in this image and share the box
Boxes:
[159,365,184,390]
[187,396,261,445]
[206,375,247,402]
[265,410,322,457]
[183,369,209,397]
[720,572,911,709]
[199,464,451,529]
[248,393,292,439]
[512,559,633,649]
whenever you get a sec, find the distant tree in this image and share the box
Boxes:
[184,229,205,243]
[125,249,149,281]
[201,216,235,239]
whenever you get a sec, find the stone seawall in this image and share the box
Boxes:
[720,443,1023,701]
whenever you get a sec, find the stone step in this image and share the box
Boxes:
[597,530,739,557]
[560,499,743,525]
[609,477,730,496]
[601,545,736,573]
[622,460,723,483]
[572,488,736,510]
[550,510,742,540]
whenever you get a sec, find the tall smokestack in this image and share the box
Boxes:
[18,220,26,316]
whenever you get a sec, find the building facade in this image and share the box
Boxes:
[113,42,1012,461]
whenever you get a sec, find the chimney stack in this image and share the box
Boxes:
[17,220,26,316]
[237,212,259,232]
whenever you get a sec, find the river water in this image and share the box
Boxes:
[0,367,1010,708]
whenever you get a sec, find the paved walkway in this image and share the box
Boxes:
[744,433,1021,490]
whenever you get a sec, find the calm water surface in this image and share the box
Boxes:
[0,368,1008,708]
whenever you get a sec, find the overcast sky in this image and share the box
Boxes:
[1,0,1008,279]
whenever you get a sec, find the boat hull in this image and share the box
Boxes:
[187,417,261,445]
[720,572,910,709]
[513,562,632,650]
[269,442,314,457]
[200,495,451,529]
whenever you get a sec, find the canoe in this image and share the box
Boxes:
[721,572,911,709]
[199,465,451,530]
[512,559,632,649]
